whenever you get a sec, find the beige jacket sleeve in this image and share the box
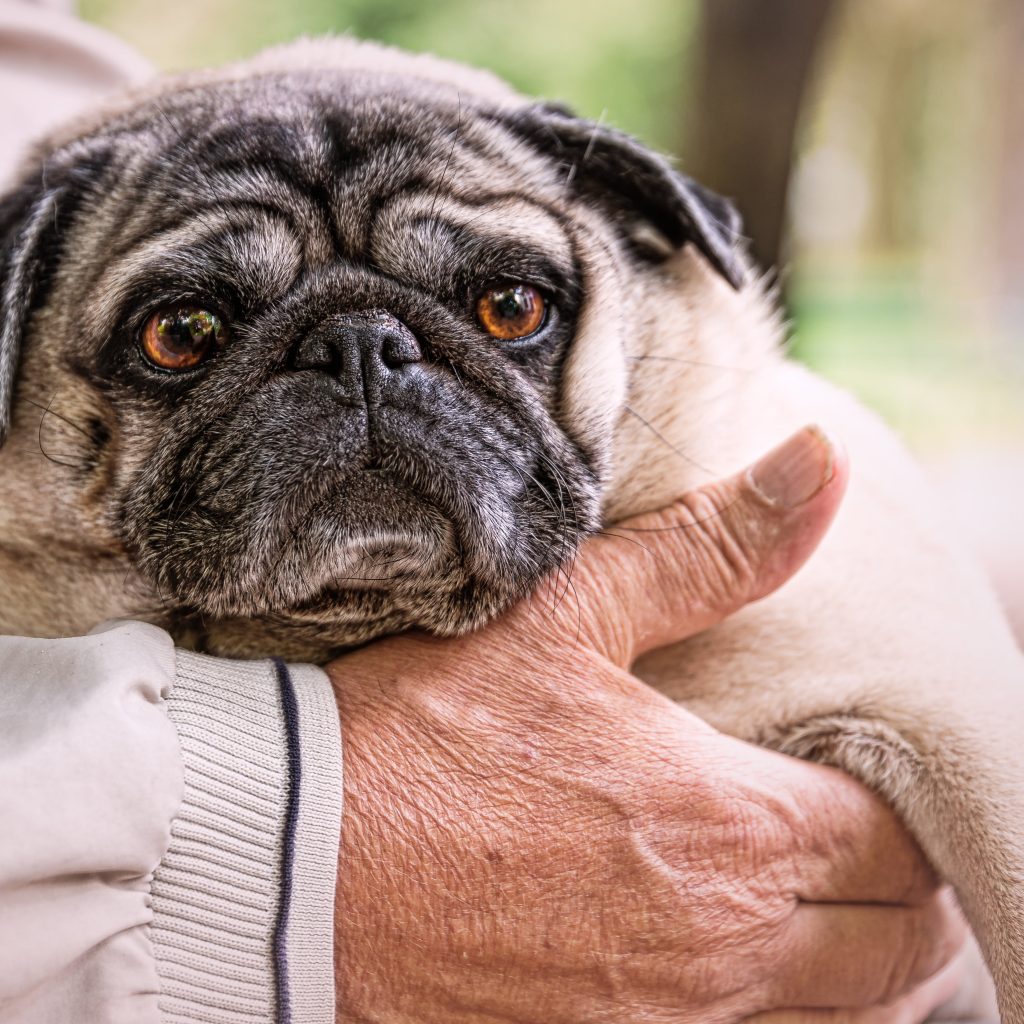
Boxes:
[0,623,342,1024]
[1,7,342,1021]
[0,623,179,1023]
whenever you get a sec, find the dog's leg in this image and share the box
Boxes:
[765,699,1024,1021]
[629,357,1024,1016]
[638,589,1024,1021]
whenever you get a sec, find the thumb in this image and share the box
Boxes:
[574,425,848,666]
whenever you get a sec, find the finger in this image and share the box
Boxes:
[926,927,999,1020]
[759,751,940,906]
[746,945,965,1023]
[572,425,848,666]
[763,889,967,1011]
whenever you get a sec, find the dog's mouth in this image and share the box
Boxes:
[133,447,517,619]
[125,376,599,636]
[295,476,456,600]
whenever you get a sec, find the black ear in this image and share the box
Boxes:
[0,144,110,445]
[0,179,62,444]
[505,103,745,290]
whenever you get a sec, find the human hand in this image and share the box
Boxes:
[328,426,966,1023]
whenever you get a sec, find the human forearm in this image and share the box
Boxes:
[0,626,343,1024]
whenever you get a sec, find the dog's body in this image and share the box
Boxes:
[1,38,1023,1019]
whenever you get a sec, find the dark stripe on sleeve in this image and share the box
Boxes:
[271,657,303,1024]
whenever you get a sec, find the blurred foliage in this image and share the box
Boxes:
[792,267,1024,452]
[79,0,697,153]
[80,0,1023,454]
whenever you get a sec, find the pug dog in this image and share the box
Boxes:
[1,37,1022,1020]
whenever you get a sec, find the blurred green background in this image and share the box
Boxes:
[80,0,1023,456]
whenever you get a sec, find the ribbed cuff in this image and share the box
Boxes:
[153,652,341,1024]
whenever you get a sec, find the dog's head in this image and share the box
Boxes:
[0,38,746,656]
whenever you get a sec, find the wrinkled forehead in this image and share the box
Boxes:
[67,71,578,331]
[107,73,566,248]
[58,76,585,339]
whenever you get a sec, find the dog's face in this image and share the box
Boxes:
[0,40,745,656]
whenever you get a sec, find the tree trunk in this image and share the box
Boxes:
[685,0,840,277]
[995,0,1024,333]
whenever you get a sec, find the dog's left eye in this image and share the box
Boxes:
[476,284,547,341]
[140,307,228,370]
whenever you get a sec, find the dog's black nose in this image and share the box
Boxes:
[293,311,423,404]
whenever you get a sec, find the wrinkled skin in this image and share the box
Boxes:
[330,432,969,1023]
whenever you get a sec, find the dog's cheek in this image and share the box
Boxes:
[70,402,118,508]
[6,328,122,530]
[557,224,632,481]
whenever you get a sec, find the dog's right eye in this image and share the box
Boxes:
[140,307,228,370]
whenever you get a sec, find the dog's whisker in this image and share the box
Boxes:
[17,448,86,470]
[535,451,579,614]
[595,529,654,554]
[612,495,740,534]
[428,93,462,223]
[476,440,577,615]
[628,354,753,373]
[23,395,95,440]
[624,404,718,477]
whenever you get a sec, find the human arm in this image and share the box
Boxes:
[0,624,341,1024]
[329,426,968,1023]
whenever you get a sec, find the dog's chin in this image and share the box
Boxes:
[289,472,459,598]
[151,465,562,660]
[171,554,515,662]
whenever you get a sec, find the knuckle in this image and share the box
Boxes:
[669,488,764,605]
[877,899,956,1007]
[907,894,965,987]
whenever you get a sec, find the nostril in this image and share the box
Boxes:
[293,334,339,373]
[380,332,422,369]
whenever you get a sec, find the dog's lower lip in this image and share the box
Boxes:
[310,537,428,597]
